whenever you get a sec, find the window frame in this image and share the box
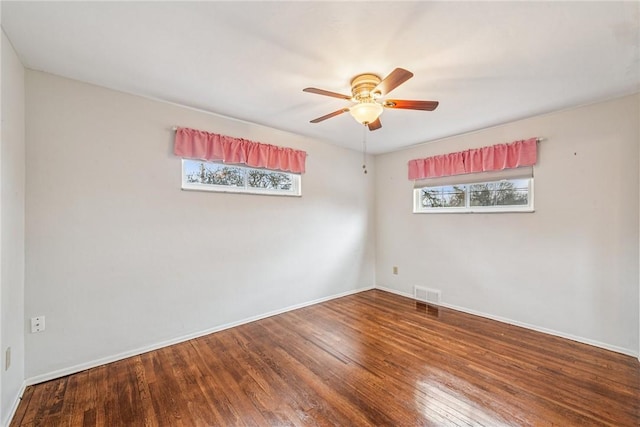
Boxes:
[413,177,534,214]
[181,159,302,197]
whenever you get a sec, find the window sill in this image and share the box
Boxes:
[413,207,535,214]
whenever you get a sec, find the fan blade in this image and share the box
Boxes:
[303,87,352,100]
[310,108,350,123]
[367,118,382,131]
[373,68,413,96]
[383,100,439,111]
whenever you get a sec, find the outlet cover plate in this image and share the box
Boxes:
[31,316,45,333]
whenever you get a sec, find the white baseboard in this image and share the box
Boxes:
[26,286,375,386]
[20,283,640,391]
[375,285,638,358]
[3,380,27,427]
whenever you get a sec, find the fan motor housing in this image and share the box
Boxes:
[350,73,381,102]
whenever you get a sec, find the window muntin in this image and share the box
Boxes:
[414,178,533,213]
[182,159,301,196]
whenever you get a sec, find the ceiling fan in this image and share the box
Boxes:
[303,68,439,131]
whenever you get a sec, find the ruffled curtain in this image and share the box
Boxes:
[408,138,537,180]
[174,127,307,174]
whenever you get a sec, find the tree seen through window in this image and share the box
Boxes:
[182,159,300,196]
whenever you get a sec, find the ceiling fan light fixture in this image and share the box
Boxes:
[349,102,383,125]
[304,68,438,129]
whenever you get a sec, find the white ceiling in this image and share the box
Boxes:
[2,1,639,154]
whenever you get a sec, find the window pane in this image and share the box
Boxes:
[497,179,529,206]
[247,169,293,190]
[469,180,529,207]
[441,185,466,207]
[495,180,528,206]
[470,182,496,206]
[420,185,466,208]
[421,188,444,207]
[184,160,245,187]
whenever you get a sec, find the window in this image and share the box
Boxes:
[414,177,533,213]
[182,159,301,196]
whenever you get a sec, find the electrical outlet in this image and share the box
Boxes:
[393,266,398,275]
[31,316,45,333]
[5,347,10,371]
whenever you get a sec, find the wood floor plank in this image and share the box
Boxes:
[9,290,640,426]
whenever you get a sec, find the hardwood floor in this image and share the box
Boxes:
[10,290,640,426]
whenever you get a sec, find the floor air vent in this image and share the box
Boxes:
[414,286,441,304]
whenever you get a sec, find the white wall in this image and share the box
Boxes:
[24,71,376,379]
[375,94,640,355]
[1,30,26,425]
[14,67,640,393]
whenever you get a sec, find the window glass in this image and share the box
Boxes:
[182,160,301,196]
[414,178,533,213]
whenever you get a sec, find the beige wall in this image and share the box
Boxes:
[1,30,26,425]
[8,66,640,401]
[24,71,376,380]
[375,94,640,355]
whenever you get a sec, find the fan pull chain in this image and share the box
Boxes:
[362,124,368,174]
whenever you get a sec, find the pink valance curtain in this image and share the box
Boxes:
[174,127,307,174]
[408,137,537,180]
